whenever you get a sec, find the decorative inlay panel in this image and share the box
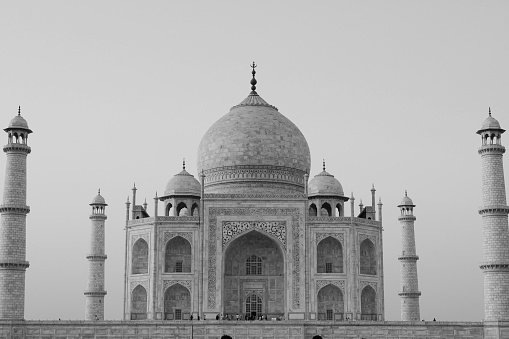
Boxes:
[316,233,344,246]
[359,234,377,245]
[130,280,149,291]
[360,281,378,291]
[222,221,286,249]
[316,280,345,293]
[163,280,192,292]
[131,233,149,245]
[164,232,192,244]
[207,207,301,309]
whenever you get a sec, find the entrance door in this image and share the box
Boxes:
[246,294,262,319]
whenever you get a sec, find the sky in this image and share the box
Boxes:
[0,1,508,321]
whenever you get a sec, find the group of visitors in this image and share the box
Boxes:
[216,313,284,321]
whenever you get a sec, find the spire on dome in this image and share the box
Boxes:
[323,159,325,172]
[250,62,257,95]
[183,158,186,170]
[18,106,21,116]
[489,107,492,117]
[405,190,407,197]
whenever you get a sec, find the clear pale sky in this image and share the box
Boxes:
[0,1,508,321]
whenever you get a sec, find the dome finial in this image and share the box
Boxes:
[405,190,408,197]
[98,188,101,195]
[322,159,325,172]
[489,107,492,117]
[250,62,257,95]
[183,158,186,170]
[18,106,21,116]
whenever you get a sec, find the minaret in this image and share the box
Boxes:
[85,189,108,320]
[477,109,509,321]
[0,107,32,319]
[397,191,421,321]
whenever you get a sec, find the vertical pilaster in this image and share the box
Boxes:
[85,191,107,320]
[398,192,421,321]
[0,109,32,320]
[477,111,509,321]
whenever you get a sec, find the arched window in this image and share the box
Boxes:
[321,202,332,216]
[317,236,343,273]
[132,239,149,274]
[317,284,344,321]
[361,285,377,320]
[336,203,342,217]
[191,203,199,216]
[245,294,262,317]
[309,203,317,217]
[165,236,192,273]
[131,285,147,320]
[360,239,376,275]
[164,283,191,320]
[165,203,173,216]
[177,202,187,216]
[246,255,262,275]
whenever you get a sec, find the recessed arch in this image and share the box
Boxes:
[336,203,342,217]
[361,285,377,320]
[165,203,173,216]
[164,283,191,320]
[165,236,191,273]
[131,285,147,320]
[132,238,149,274]
[317,284,344,320]
[191,203,199,216]
[317,236,343,273]
[223,230,285,319]
[360,239,376,275]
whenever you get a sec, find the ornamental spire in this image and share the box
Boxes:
[250,62,257,95]
[322,159,326,172]
[18,106,21,116]
[183,158,186,170]
[489,107,492,117]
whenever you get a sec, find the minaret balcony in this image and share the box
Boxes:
[0,260,29,269]
[398,255,419,261]
[478,144,505,155]
[86,254,107,260]
[479,263,509,271]
[2,143,31,154]
[398,291,421,297]
[0,205,30,214]
[84,291,107,296]
[478,205,509,215]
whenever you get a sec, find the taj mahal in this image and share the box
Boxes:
[0,65,508,338]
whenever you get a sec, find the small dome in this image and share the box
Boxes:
[481,115,501,130]
[398,191,414,207]
[308,170,344,197]
[164,169,201,197]
[91,190,107,205]
[9,115,29,129]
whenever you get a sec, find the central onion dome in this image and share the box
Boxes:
[197,65,311,194]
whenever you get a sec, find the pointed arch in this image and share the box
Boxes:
[191,203,199,216]
[164,283,191,320]
[177,202,187,216]
[309,203,317,217]
[336,203,342,217]
[165,203,173,216]
[361,285,377,320]
[317,236,343,273]
[317,284,344,320]
[131,285,147,320]
[360,239,376,275]
[132,238,149,274]
[165,236,191,273]
[321,202,332,216]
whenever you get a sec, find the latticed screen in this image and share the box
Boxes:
[325,262,332,273]
[175,309,182,320]
[175,261,183,273]
[326,309,333,320]
[246,255,262,275]
[245,294,262,315]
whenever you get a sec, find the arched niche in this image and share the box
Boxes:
[132,239,149,274]
[165,236,192,273]
[164,284,191,320]
[360,239,376,275]
[361,285,377,320]
[317,284,344,321]
[191,203,199,216]
[165,203,173,216]
[131,285,147,320]
[317,236,343,273]
[177,202,187,216]
[223,230,285,319]
[321,202,332,216]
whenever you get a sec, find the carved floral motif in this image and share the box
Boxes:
[360,281,378,291]
[222,221,286,249]
[164,232,193,244]
[163,280,192,292]
[131,233,149,246]
[316,280,345,293]
[316,233,344,246]
[130,280,149,291]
